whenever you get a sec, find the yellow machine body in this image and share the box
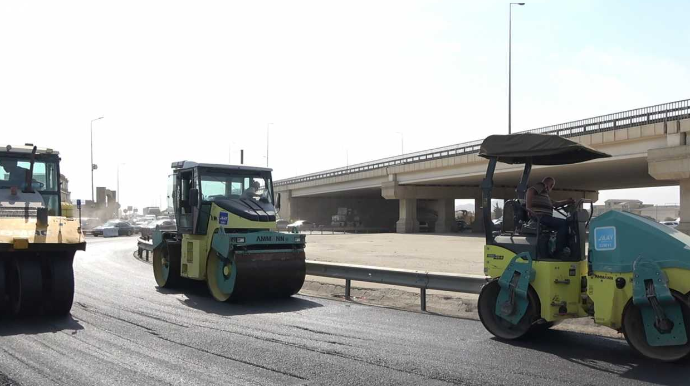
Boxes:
[180,202,278,280]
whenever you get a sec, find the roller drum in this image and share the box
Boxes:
[229,250,306,300]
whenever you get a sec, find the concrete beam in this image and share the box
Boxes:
[648,145,690,181]
[382,181,516,200]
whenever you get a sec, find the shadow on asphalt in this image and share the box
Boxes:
[156,281,323,316]
[493,329,690,386]
[0,314,84,337]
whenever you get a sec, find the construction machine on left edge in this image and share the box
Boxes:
[0,144,85,317]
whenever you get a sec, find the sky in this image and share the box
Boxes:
[1,0,688,210]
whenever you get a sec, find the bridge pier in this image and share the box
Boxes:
[649,143,690,234]
[471,196,485,233]
[396,198,419,233]
[433,199,457,233]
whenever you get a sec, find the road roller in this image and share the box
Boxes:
[152,161,305,301]
[0,144,85,317]
[477,133,690,362]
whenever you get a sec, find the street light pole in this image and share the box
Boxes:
[509,2,525,135]
[90,116,104,202]
[267,123,273,167]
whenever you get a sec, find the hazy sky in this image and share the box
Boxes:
[1,0,688,209]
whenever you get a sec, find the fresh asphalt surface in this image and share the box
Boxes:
[0,237,687,386]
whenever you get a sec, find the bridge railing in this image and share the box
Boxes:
[275,99,690,187]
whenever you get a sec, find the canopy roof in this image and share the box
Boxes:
[479,133,611,165]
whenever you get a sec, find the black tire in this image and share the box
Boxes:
[622,292,690,362]
[478,279,541,340]
[44,254,75,316]
[9,257,43,316]
[153,245,181,288]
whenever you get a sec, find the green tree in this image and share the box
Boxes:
[493,202,503,219]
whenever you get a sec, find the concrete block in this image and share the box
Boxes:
[603,131,615,143]
[579,134,592,146]
[591,133,603,144]
[667,133,686,147]
[681,119,690,133]
[654,122,666,135]
[667,120,679,134]
[459,155,468,164]
[628,126,641,139]
[648,145,690,180]
[641,124,655,137]
[614,128,628,141]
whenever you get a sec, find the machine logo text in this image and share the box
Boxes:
[594,226,616,251]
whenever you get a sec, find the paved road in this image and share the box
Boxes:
[0,237,687,386]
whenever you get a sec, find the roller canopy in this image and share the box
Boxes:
[479,133,611,165]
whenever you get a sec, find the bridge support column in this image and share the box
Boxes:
[649,145,690,234]
[471,196,485,233]
[277,190,294,221]
[434,199,457,233]
[396,198,419,233]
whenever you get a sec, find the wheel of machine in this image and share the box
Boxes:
[9,257,44,316]
[622,292,690,362]
[206,251,235,302]
[478,279,540,340]
[153,246,180,288]
[44,254,75,316]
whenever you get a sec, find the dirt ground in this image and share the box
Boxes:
[304,232,486,275]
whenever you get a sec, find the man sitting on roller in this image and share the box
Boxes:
[526,176,574,257]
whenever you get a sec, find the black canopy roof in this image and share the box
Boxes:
[479,133,611,165]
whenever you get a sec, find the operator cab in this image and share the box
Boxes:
[168,161,276,235]
[0,144,62,217]
[479,134,610,262]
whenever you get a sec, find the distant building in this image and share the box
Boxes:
[143,207,162,217]
[82,187,119,221]
[593,199,679,222]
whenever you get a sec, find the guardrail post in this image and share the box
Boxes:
[420,288,427,311]
[345,279,351,300]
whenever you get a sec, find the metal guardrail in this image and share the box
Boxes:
[275,99,690,187]
[134,238,487,311]
[305,261,487,311]
[137,238,153,260]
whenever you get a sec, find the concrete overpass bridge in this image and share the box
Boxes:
[275,99,690,233]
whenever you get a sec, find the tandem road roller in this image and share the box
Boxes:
[477,133,690,362]
[152,161,305,301]
[0,144,85,317]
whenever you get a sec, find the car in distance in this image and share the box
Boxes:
[92,220,136,237]
[140,219,177,239]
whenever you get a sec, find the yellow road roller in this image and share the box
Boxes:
[477,133,690,362]
[0,144,85,317]
[152,161,305,301]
